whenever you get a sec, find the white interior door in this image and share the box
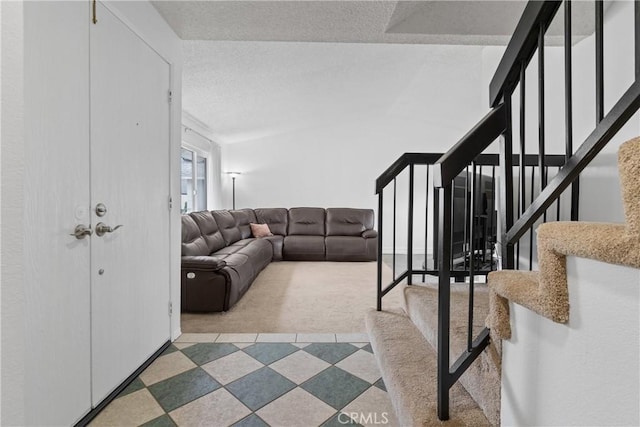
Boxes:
[90,3,172,404]
[23,2,92,424]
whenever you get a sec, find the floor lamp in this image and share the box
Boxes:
[225,172,241,209]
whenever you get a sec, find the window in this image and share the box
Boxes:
[181,147,208,213]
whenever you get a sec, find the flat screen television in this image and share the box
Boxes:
[433,170,497,268]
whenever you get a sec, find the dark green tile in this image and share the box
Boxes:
[181,343,238,365]
[303,343,359,364]
[119,377,145,398]
[161,344,179,356]
[140,414,177,427]
[242,343,298,365]
[231,413,269,427]
[321,412,363,427]
[373,378,386,392]
[361,344,373,354]
[226,367,296,411]
[148,367,221,412]
[301,367,369,410]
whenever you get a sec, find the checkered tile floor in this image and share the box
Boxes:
[89,336,397,427]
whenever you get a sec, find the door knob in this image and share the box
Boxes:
[95,222,123,237]
[70,224,93,239]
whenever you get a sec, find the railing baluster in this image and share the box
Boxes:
[636,0,640,79]
[518,61,526,270]
[556,188,561,221]
[424,165,430,282]
[565,0,580,221]
[377,190,384,311]
[408,164,415,285]
[463,167,469,272]
[538,22,547,224]
[393,177,397,279]
[596,0,604,123]
[437,184,452,421]
[479,165,486,263]
[490,166,496,270]
[468,164,477,352]
[499,93,515,270]
[529,165,535,270]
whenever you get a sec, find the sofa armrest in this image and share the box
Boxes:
[181,256,227,271]
[362,229,378,239]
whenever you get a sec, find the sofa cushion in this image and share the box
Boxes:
[235,239,273,272]
[212,210,242,245]
[325,236,376,261]
[181,215,209,256]
[230,209,258,239]
[189,210,226,253]
[254,208,288,236]
[263,235,284,261]
[326,208,374,237]
[283,235,325,261]
[288,207,325,236]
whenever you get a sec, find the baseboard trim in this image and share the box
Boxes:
[75,340,171,427]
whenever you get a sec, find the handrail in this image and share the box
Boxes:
[375,153,442,194]
[489,1,562,107]
[433,103,507,187]
[507,79,640,244]
[376,150,566,194]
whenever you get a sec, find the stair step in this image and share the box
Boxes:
[365,308,490,426]
[404,284,501,426]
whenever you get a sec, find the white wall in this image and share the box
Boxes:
[221,44,489,254]
[0,1,182,424]
[501,256,640,426]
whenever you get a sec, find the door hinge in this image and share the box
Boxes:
[169,196,173,210]
[92,0,98,24]
[169,302,173,317]
[168,90,173,103]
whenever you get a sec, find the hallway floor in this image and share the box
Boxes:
[89,333,397,427]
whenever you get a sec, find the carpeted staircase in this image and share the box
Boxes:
[366,136,640,426]
[365,282,499,426]
[487,136,640,340]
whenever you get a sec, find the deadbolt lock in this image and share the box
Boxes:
[95,203,107,217]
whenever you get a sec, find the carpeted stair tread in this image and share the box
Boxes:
[403,285,500,426]
[365,309,490,426]
[487,135,640,340]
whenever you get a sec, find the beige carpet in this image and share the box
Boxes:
[181,261,406,333]
[488,135,640,339]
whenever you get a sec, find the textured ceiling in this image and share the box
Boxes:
[152,0,526,45]
[156,1,607,144]
[182,42,486,144]
[152,1,601,45]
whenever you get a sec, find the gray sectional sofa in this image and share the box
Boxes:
[181,207,378,312]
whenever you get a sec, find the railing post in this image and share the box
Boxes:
[437,184,452,421]
[377,191,384,311]
[393,178,397,278]
[565,0,580,221]
[499,93,516,269]
[407,164,414,285]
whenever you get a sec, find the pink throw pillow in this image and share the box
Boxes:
[250,223,273,238]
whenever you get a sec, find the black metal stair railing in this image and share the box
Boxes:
[375,0,640,422]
